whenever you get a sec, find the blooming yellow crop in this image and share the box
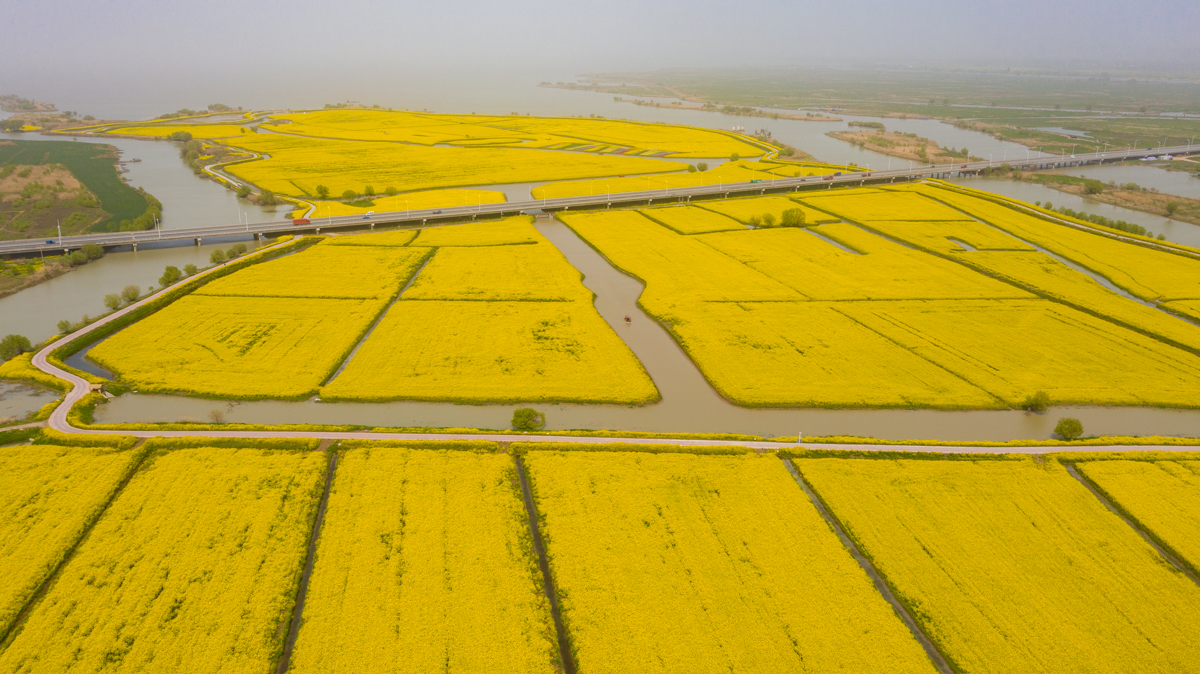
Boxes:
[836,298,1200,407]
[411,216,541,247]
[695,223,1027,300]
[796,457,1200,673]
[1077,460,1200,575]
[0,445,144,638]
[855,219,1033,254]
[196,244,428,299]
[695,195,838,226]
[404,243,591,302]
[322,300,657,404]
[0,351,67,390]
[289,447,558,674]
[799,188,970,221]
[533,161,781,199]
[322,229,418,247]
[525,451,937,674]
[0,447,326,674]
[293,189,506,218]
[638,204,747,234]
[223,133,684,197]
[1167,299,1200,322]
[104,124,250,139]
[90,295,388,399]
[917,183,1200,301]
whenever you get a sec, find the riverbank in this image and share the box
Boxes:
[826,129,976,164]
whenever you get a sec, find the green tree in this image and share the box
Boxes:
[56,319,73,334]
[68,250,88,266]
[761,213,777,227]
[385,186,398,196]
[159,265,182,287]
[781,208,806,227]
[103,293,122,310]
[1083,180,1105,195]
[183,264,198,276]
[687,164,698,173]
[121,285,141,303]
[697,162,708,171]
[1166,202,1179,216]
[0,334,32,361]
[1054,417,1083,440]
[81,243,104,260]
[511,407,545,431]
[236,185,252,198]
[342,190,357,200]
[167,131,193,142]
[1022,390,1050,413]
[210,249,227,264]
[730,153,739,162]
[748,215,762,227]
[363,185,376,197]
[315,185,330,199]
[259,189,277,206]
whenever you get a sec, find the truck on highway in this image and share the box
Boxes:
[292,218,310,225]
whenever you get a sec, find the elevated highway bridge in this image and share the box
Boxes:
[2,144,1195,258]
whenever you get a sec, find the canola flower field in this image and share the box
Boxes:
[289,447,558,674]
[524,451,938,674]
[0,444,145,638]
[0,446,327,674]
[796,457,1200,673]
[560,181,1200,408]
[1077,460,1200,575]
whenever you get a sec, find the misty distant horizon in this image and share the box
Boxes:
[3,0,1199,119]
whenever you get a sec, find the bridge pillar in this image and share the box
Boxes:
[370,223,375,230]
[132,243,138,251]
[195,238,201,246]
[315,228,320,234]
[422,219,427,225]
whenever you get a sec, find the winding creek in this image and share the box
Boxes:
[6,92,1200,439]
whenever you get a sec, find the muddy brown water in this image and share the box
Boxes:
[93,219,1200,441]
[0,381,58,422]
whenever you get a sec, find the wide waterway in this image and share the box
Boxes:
[92,218,1200,441]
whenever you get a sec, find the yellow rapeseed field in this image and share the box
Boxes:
[0,445,144,638]
[411,216,541,246]
[695,224,1028,300]
[943,250,1200,354]
[557,211,801,306]
[293,189,506,218]
[323,229,418,247]
[104,124,250,139]
[662,301,999,407]
[532,161,783,200]
[799,189,971,221]
[796,458,1200,673]
[0,447,326,674]
[856,219,1033,254]
[836,299,1200,407]
[920,184,1200,301]
[90,295,386,399]
[404,244,591,302]
[525,451,937,674]
[1077,460,1200,574]
[638,204,747,234]
[224,133,684,197]
[289,447,557,674]
[696,195,838,226]
[1167,299,1200,322]
[322,300,657,404]
[195,244,428,299]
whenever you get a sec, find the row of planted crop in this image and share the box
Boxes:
[1,435,1198,673]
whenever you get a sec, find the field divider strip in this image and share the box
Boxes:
[513,454,577,674]
[779,456,956,674]
[0,439,152,650]
[1063,462,1200,586]
[275,440,339,674]
[321,249,436,386]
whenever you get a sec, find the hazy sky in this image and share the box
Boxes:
[3,0,1197,116]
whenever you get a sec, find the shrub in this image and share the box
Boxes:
[236,185,252,198]
[781,208,806,227]
[748,215,762,227]
[81,243,104,260]
[511,407,546,431]
[697,162,708,171]
[1055,417,1083,440]
[183,264,198,276]
[761,213,777,227]
[68,250,88,266]
[159,265,182,287]
[121,285,140,303]
[0,334,32,361]
[687,164,697,173]
[342,190,357,200]
[259,189,277,206]
[363,185,376,197]
[1082,179,1105,195]
[316,185,330,199]
[385,186,398,196]
[57,320,73,334]
[104,293,122,310]
[167,131,193,142]
[1166,202,1179,216]
[1022,390,1050,413]
[730,152,740,161]
[210,249,227,264]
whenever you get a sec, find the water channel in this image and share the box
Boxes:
[8,87,1200,439]
[0,381,57,424]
